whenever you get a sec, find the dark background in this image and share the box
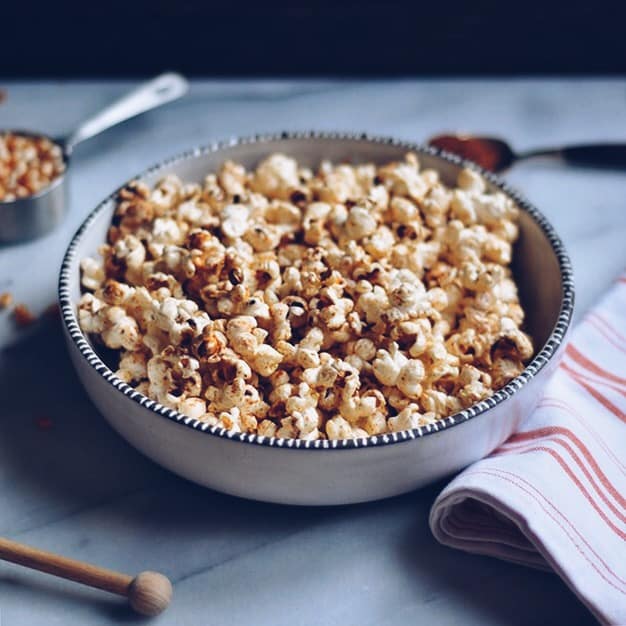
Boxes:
[3,0,626,77]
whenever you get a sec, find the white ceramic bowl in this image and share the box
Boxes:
[59,132,574,505]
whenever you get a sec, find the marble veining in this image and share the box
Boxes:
[2,78,625,625]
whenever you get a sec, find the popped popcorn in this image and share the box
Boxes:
[0,292,13,310]
[79,153,533,440]
[12,303,36,327]
[0,133,66,202]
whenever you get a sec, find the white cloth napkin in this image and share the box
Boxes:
[430,274,626,625]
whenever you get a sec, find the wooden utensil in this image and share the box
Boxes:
[0,536,172,616]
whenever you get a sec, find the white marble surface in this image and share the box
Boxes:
[1,78,625,625]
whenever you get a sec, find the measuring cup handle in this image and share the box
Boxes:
[63,73,188,154]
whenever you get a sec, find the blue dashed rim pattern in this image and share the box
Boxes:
[58,131,575,451]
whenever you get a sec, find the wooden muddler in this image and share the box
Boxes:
[0,536,172,616]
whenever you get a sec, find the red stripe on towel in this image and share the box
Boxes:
[562,363,626,423]
[538,398,626,475]
[493,444,626,539]
[462,468,626,593]
[504,427,626,510]
[588,312,626,353]
[566,344,626,387]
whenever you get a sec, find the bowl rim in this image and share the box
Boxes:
[58,130,575,451]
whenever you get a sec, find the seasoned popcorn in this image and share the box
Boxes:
[0,133,65,202]
[79,153,533,440]
[12,303,36,327]
[0,292,13,310]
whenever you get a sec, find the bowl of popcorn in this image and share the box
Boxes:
[59,132,574,505]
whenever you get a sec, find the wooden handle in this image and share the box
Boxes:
[0,536,132,595]
[0,537,172,616]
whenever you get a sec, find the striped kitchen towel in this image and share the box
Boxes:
[430,274,626,625]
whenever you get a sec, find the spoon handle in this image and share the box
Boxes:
[0,536,172,616]
[560,144,626,169]
[523,143,626,170]
[63,73,188,154]
[0,536,131,595]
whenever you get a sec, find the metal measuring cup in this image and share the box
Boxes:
[0,73,188,243]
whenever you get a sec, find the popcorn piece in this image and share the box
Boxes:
[396,359,425,399]
[490,357,525,388]
[178,397,207,420]
[221,204,250,239]
[101,306,142,351]
[326,416,368,440]
[226,316,283,376]
[378,153,427,200]
[78,293,105,334]
[457,167,486,194]
[390,197,419,223]
[457,365,492,407]
[218,160,247,197]
[80,257,106,291]
[150,175,181,212]
[0,292,13,310]
[372,342,408,387]
[354,338,376,361]
[251,154,300,199]
[258,419,278,437]
[388,405,438,432]
[345,206,377,240]
[12,303,36,327]
[294,327,324,368]
[116,349,148,383]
